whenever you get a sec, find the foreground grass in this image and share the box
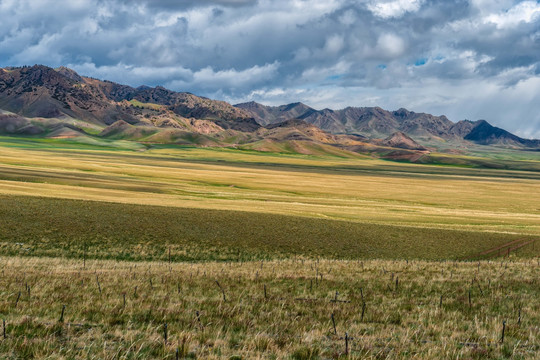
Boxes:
[1,195,538,262]
[0,256,538,359]
[0,138,539,358]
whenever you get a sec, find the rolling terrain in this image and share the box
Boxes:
[0,138,538,357]
[0,137,538,262]
[0,135,538,360]
[1,65,539,169]
[0,66,539,359]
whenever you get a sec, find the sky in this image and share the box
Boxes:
[1,0,539,138]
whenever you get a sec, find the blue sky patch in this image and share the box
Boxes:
[414,58,427,66]
[325,74,344,81]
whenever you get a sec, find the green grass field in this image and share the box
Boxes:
[2,195,537,262]
[0,136,539,358]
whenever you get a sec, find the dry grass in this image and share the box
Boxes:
[0,141,538,238]
[0,256,538,359]
[1,195,538,262]
[0,138,539,358]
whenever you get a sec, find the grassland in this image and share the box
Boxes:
[3,195,537,262]
[0,136,539,261]
[0,256,538,359]
[0,137,539,241]
[0,136,539,358]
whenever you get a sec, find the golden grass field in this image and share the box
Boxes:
[0,256,538,359]
[0,136,539,358]
[0,137,539,239]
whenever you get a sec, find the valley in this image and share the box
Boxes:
[0,66,539,359]
[1,65,539,169]
[0,137,538,262]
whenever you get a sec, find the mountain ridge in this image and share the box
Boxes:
[235,101,539,148]
[0,65,256,128]
[0,65,538,156]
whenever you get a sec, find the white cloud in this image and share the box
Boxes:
[470,0,524,16]
[190,62,280,90]
[339,9,357,26]
[375,33,406,58]
[367,0,424,19]
[68,63,194,85]
[299,61,351,84]
[68,61,280,94]
[10,33,64,65]
[484,1,540,29]
[324,34,345,53]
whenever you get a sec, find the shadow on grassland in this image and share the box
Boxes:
[0,195,536,262]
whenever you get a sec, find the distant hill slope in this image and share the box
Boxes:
[0,65,257,131]
[236,101,455,139]
[236,101,315,126]
[463,120,540,148]
[0,65,538,156]
[236,101,539,149]
[381,131,427,151]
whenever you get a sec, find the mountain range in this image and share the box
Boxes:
[0,65,538,160]
[235,101,540,148]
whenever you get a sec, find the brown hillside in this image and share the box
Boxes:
[381,131,427,150]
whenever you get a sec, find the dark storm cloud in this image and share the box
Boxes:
[0,0,539,137]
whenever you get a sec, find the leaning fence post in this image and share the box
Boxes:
[163,323,168,344]
[96,275,102,295]
[14,291,21,308]
[215,280,226,302]
[196,310,203,330]
[59,305,66,322]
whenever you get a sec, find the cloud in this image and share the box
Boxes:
[324,34,345,54]
[121,0,258,10]
[67,63,194,86]
[168,62,280,93]
[69,61,280,96]
[367,0,424,19]
[374,33,406,58]
[0,0,539,137]
[483,1,540,29]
